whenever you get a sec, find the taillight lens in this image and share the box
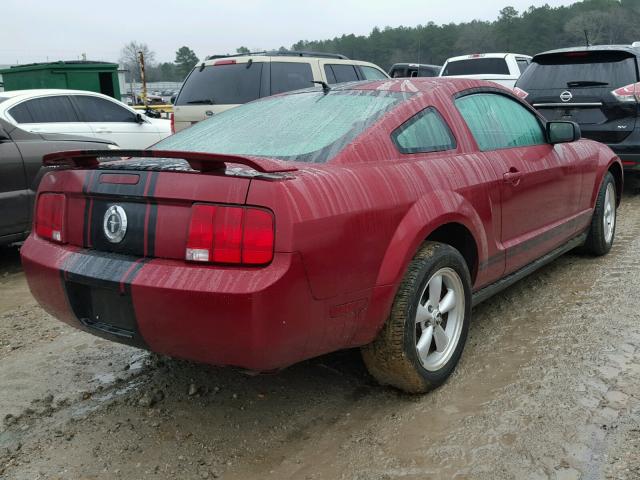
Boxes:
[35,193,66,243]
[186,205,275,265]
[512,87,529,99]
[612,82,640,102]
[170,112,175,134]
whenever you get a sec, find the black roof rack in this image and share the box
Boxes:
[206,50,348,60]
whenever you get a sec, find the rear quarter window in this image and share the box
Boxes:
[175,62,263,106]
[392,107,456,154]
[443,58,510,76]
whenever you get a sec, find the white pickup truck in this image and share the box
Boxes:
[439,53,532,88]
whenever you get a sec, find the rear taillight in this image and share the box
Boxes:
[612,82,640,102]
[35,193,66,243]
[170,112,175,134]
[512,87,529,99]
[186,205,274,265]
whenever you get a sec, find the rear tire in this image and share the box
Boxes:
[584,172,616,256]
[361,242,472,393]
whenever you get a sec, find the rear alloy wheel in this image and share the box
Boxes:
[362,242,471,393]
[584,172,617,256]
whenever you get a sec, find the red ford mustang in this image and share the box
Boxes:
[21,78,622,393]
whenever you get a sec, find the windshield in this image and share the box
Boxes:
[442,58,509,76]
[156,90,405,163]
[517,51,638,90]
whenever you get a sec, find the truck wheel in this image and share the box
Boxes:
[361,242,471,393]
[584,172,616,256]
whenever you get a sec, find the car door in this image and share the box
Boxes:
[71,95,160,149]
[6,95,93,137]
[0,125,29,238]
[455,92,583,274]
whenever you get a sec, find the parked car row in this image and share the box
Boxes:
[0,44,632,394]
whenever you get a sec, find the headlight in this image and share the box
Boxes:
[107,144,120,150]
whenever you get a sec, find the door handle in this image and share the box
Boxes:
[503,168,523,186]
[95,129,112,133]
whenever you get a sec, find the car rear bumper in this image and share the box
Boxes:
[21,235,331,371]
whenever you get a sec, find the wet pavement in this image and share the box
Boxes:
[1,191,639,480]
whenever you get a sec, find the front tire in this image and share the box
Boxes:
[584,172,616,256]
[361,242,472,393]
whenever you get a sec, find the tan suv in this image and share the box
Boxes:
[172,50,389,132]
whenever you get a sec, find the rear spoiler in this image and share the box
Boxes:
[42,149,298,174]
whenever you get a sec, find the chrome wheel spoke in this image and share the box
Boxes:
[439,289,456,314]
[433,324,449,352]
[417,325,433,359]
[416,303,431,325]
[429,274,443,305]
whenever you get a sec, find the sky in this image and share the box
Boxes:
[0,0,577,65]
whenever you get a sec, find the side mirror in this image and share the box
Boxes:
[135,113,144,124]
[547,121,581,144]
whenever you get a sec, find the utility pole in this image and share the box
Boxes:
[138,51,148,108]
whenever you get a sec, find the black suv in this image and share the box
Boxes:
[515,45,640,173]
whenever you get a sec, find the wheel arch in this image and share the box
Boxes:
[375,191,487,289]
[607,158,623,206]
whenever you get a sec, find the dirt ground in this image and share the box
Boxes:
[1,192,640,480]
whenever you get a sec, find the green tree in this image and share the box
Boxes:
[174,46,199,80]
[236,46,250,54]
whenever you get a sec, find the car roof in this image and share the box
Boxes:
[390,63,441,69]
[533,44,640,59]
[445,53,531,62]
[285,77,509,96]
[0,89,113,100]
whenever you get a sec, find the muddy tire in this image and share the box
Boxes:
[584,172,616,256]
[361,242,472,393]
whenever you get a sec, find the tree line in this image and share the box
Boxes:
[118,0,640,82]
[291,0,640,69]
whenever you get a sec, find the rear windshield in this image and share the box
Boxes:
[517,51,638,90]
[175,63,263,106]
[156,90,405,163]
[442,58,509,76]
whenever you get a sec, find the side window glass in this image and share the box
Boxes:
[516,59,530,74]
[11,96,78,123]
[326,64,359,84]
[324,65,337,84]
[455,93,545,151]
[270,62,313,95]
[73,96,137,122]
[360,66,387,80]
[392,107,456,154]
[8,103,33,123]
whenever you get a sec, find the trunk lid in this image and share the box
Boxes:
[43,150,294,261]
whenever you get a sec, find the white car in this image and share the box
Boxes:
[0,89,171,149]
[439,53,532,88]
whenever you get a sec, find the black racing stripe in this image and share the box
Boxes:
[146,171,159,198]
[146,203,158,257]
[87,170,151,198]
[121,257,150,295]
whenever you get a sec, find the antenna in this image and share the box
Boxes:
[584,30,591,47]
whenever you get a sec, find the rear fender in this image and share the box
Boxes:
[374,190,488,288]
